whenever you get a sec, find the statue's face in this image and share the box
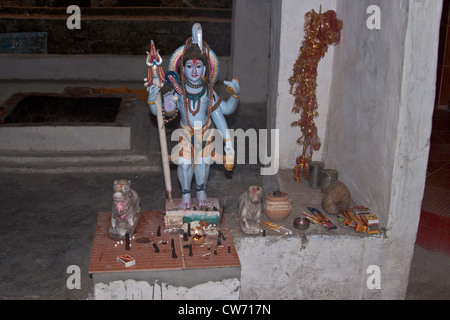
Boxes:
[183,58,205,83]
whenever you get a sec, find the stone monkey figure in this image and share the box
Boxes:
[238,186,263,235]
[109,179,141,240]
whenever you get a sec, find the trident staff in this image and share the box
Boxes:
[145,41,173,201]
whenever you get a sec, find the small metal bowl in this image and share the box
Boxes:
[293,217,310,231]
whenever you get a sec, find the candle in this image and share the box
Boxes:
[125,232,130,251]
[171,238,177,258]
[172,247,177,259]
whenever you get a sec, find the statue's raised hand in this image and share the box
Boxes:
[224,79,240,97]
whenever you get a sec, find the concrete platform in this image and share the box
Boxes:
[0,81,160,173]
[89,211,241,300]
[0,87,137,152]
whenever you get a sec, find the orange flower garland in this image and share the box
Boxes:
[289,8,343,183]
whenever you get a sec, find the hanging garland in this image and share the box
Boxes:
[289,7,343,183]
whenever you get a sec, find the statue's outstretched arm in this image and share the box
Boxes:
[220,79,240,115]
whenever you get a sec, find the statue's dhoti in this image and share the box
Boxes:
[172,119,217,166]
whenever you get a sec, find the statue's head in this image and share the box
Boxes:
[181,44,207,83]
[168,23,219,86]
[113,179,132,214]
[180,43,210,84]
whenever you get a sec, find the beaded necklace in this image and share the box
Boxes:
[185,85,206,103]
[185,78,205,89]
[183,85,206,117]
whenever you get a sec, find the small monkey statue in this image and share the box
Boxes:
[109,179,141,240]
[238,186,263,235]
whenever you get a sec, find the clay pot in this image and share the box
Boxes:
[266,192,289,202]
[264,193,293,222]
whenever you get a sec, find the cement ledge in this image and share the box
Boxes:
[0,150,161,173]
[224,170,392,299]
[258,169,386,239]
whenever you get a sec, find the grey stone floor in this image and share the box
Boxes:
[0,81,449,300]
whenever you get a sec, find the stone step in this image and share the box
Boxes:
[0,151,161,173]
